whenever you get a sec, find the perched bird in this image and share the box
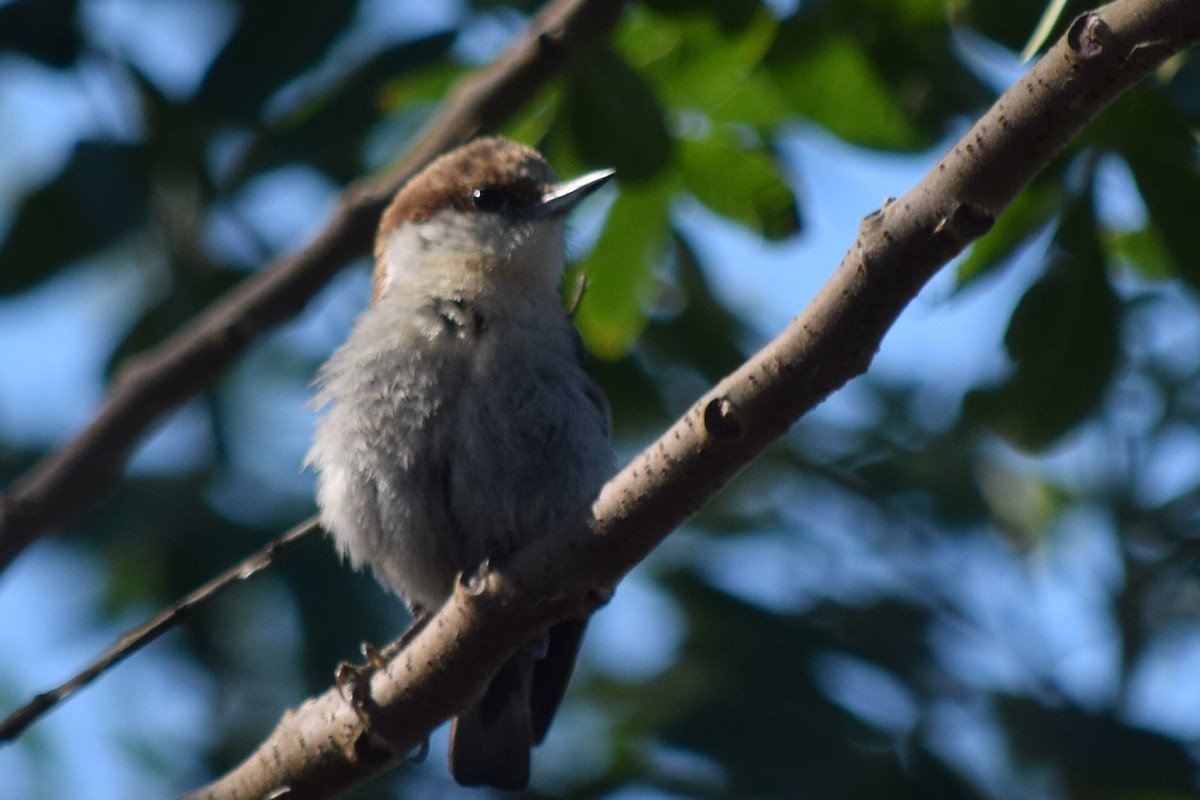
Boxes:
[307,137,615,789]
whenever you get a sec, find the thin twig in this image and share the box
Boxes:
[0,517,321,743]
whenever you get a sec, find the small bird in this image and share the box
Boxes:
[307,137,615,789]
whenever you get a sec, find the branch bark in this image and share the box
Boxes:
[182,0,1200,797]
[0,0,626,574]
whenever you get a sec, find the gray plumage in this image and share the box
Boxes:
[306,138,614,789]
[309,281,612,613]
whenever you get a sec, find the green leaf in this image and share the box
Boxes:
[635,4,789,130]
[767,26,925,150]
[1108,225,1172,279]
[766,0,992,150]
[965,191,1120,450]
[574,183,672,360]
[1100,91,1200,290]
[677,128,800,240]
[380,59,465,106]
[563,47,672,182]
[0,141,148,294]
[956,175,1062,287]
[500,83,563,149]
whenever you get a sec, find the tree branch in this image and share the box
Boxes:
[181,0,1200,797]
[0,0,626,574]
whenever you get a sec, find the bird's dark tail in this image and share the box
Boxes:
[449,618,587,789]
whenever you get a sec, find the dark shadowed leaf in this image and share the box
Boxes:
[965,190,1120,449]
[1168,56,1200,119]
[640,232,748,382]
[854,404,992,525]
[963,0,1069,54]
[956,174,1063,287]
[194,0,359,123]
[651,573,907,798]
[0,0,82,67]
[1090,89,1200,290]
[998,696,1198,796]
[677,129,800,240]
[638,0,763,32]
[0,141,148,294]
[563,47,672,182]
[811,597,936,677]
[587,354,671,436]
[227,32,457,186]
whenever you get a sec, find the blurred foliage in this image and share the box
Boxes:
[966,185,1122,448]
[1,1,1200,799]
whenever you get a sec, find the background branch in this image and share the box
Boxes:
[0,518,320,743]
[182,0,1200,797]
[0,0,625,574]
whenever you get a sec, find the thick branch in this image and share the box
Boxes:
[183,1,1200,798]
[0,0,625,573]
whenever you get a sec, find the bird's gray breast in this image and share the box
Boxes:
[441,300,613,570]
[312,292,612,613]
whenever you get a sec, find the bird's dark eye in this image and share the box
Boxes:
[471,186,510,212]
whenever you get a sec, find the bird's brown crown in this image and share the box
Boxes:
[376,137,559,254]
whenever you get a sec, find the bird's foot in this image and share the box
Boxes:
[334,612,435,762]
[335,641,389,726]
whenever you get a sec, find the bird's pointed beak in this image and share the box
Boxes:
[534,168,616,218]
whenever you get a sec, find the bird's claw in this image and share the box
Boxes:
[335,651,377,725]
[336,645,420,761]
